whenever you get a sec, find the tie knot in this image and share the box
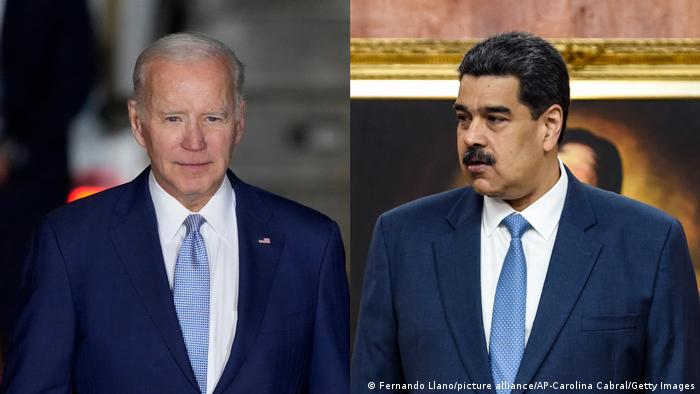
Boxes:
[184,214,205,235]
[502,213,530,239]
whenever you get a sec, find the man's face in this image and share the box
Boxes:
[560,142,598,186]
[454,75,560,204]
[128,57,244,211]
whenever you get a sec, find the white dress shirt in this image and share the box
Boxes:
[481,159,568,350]
[149,172,239,394]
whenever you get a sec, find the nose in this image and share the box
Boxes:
[462,118,487,149]
[182,120,206,151]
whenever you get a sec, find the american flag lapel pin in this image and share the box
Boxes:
[258,237,271,244]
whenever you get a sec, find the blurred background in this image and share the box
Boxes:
[0,0,348,371]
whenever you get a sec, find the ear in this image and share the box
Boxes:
[128,100,147,148]
[233,99,246,145]
[541,104,563,152]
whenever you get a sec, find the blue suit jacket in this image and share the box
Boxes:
[352,169,699,393]
[1,169,349,393]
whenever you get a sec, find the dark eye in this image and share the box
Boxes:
[165,116,182,123]
[487,116,506,124]
[456,114,471,127]
[205,116,223,123]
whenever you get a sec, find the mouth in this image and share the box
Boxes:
[466,161,490,173]
[177,162,211,169]
[462,150,495,174]
[466,158,488,166]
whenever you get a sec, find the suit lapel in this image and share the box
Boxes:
[213,172,284,394]
[513,171,602,391]
[109,168,199,391]
[433,190,494,391]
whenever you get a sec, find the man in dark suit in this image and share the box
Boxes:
[0,0,95,365]
[1,33,349,393]
[352,32,699,393]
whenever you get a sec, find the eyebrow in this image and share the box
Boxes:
[157,111,184,117]
[156,110,230,117]
[204,110,230,117]
[452,103,512,115]
[453,103,467,112]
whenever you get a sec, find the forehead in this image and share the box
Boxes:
[455,75,522,109]
[144,57,233,102]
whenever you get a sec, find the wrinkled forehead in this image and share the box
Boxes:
[146,56,235,90]
[142,58,236,104]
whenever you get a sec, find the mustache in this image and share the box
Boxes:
[462,147,496,166]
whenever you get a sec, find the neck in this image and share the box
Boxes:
[180,197,210,213]
[150,171,222,213]
[506,160,561,211]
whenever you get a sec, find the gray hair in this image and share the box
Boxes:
[132,32,245,105]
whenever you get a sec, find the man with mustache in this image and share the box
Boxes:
[352,32,699,393]
[2,33,349,394]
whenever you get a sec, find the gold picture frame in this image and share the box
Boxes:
[350,38,700,99]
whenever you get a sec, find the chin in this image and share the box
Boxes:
[471,179,501,197]
[179,180,214,196]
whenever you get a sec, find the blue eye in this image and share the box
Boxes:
[165,116,181,122]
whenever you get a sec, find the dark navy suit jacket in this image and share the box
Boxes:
[352,168,699,393]
[1,169,349,393]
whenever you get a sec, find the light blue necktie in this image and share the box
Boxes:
[489,213,531,394]
[173,214,210,394]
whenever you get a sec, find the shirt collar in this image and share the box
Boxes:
[482,159,568,240]
[149,171,235,243]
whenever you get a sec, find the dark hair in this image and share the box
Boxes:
[458,32,570,143]
[560,128,623,193]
